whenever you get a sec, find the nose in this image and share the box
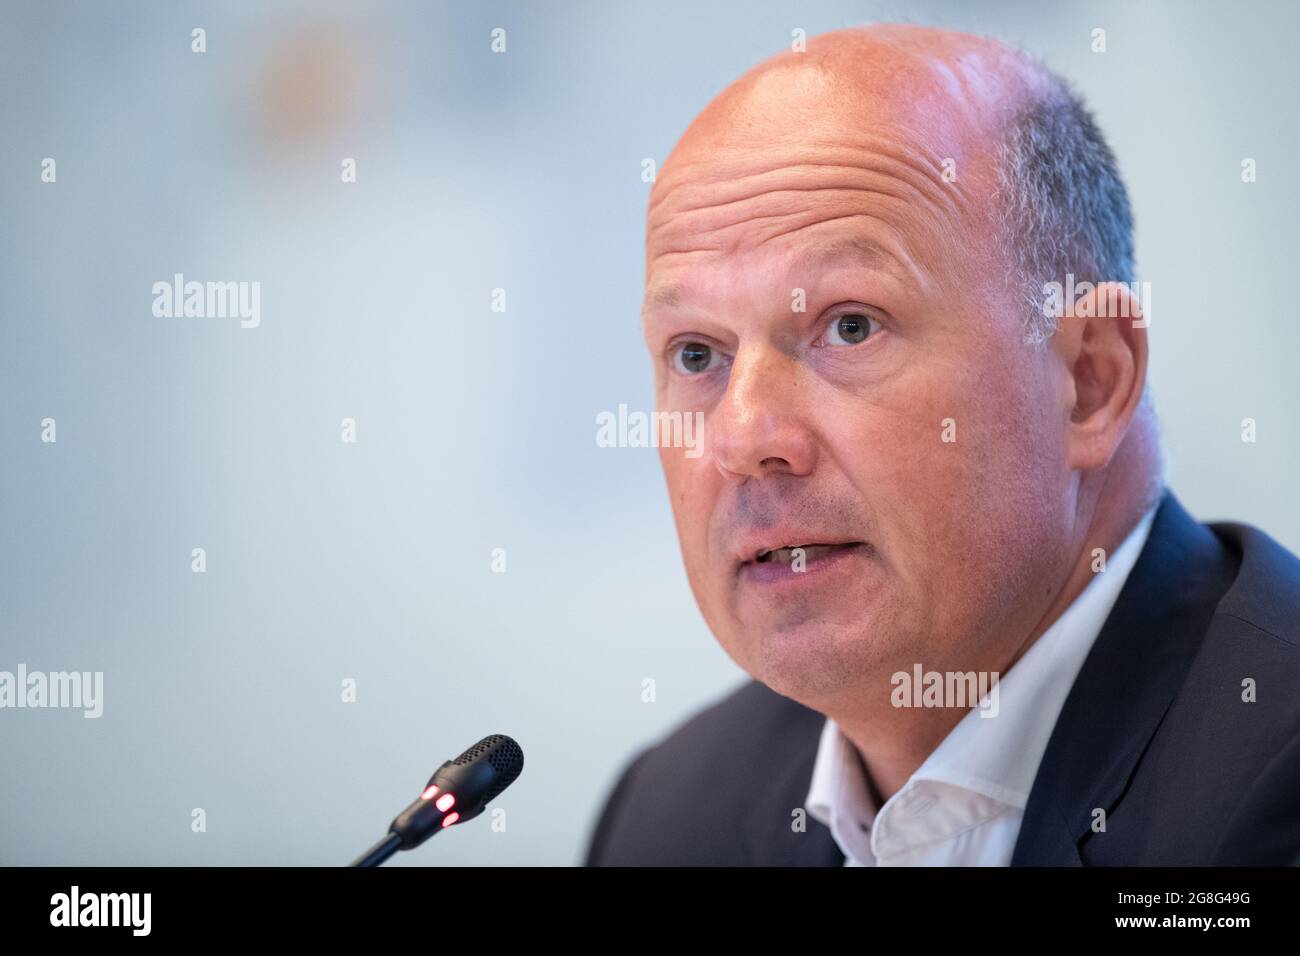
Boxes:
[709,343,817,484]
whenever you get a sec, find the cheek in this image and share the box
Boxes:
[827,349,1064,588]
[658,445,691,512]
[659,448,711,565]
[658,450,734,630]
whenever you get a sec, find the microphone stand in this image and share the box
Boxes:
[351,833,402,868]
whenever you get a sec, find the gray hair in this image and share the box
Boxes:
[992,63,1165,506]
[993,62,1135,346]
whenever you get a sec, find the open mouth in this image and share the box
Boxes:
[752,542,863,565]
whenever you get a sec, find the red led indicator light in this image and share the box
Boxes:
[420,784,440,801]
[441,812,459,827]
[435,793,456,812]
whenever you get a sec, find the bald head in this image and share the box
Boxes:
[648,24,1136,346]
[656,24,1039,169]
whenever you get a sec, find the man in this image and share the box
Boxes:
[585,24,1300,865]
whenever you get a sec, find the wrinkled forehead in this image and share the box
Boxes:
[642,146,1000,322]
[643,48,1016,301]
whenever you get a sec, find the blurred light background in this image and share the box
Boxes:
[1,0,1296,864]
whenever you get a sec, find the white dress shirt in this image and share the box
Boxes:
[805,508,1158,866]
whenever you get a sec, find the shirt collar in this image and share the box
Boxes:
[805,507,1158,859]
[805,713,879,864]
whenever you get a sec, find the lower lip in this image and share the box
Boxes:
[738,543,871,588]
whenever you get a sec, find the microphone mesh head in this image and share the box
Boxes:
[453,734,524,803]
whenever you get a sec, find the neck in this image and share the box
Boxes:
[829,454,1159,805]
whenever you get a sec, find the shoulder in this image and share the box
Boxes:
[1209,519,1300,650]
[1129,515,1300,863]
[584,679,825,865]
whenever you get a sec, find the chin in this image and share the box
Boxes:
[733,620,879,705]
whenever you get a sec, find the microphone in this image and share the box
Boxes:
[350,734,524,867]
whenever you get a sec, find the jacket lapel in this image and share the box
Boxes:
[743,710,845,866]
[1012,491,1237,864]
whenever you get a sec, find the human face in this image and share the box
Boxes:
[641,61,1077,710]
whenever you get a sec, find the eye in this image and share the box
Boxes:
[821,310,882,347]
[672,340,719,374]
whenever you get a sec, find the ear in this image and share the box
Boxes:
[1049,281,1149,472]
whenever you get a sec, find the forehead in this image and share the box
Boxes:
[643,139,986,316]
[644,228,921,317]
[642,45,1016,315]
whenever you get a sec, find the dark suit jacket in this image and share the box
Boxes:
[584,490,1300,865]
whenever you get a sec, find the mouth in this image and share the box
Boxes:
[737,539,870,589]
[751,542,864,566]
[733,530,875,593]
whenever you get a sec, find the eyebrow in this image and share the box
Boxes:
[643,234,899,311]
